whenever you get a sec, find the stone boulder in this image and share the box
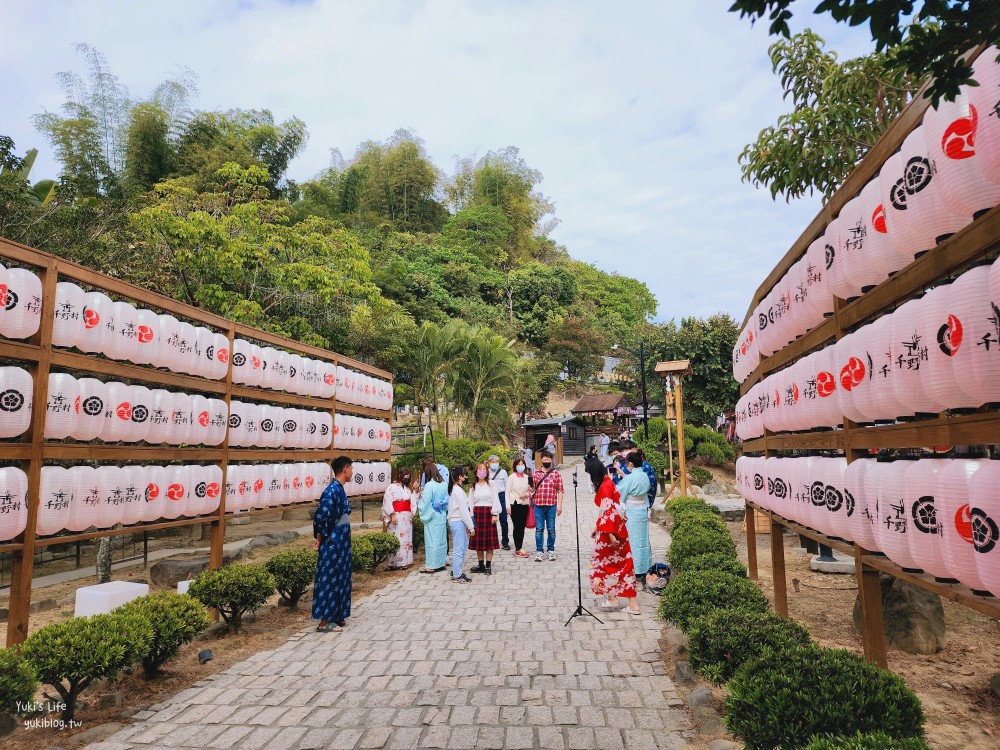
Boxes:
[238,530,299,557]
[853,574,945,654]
[149,551,238,587]
[702,482,729,496]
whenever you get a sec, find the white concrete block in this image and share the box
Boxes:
[74,581,149,617]
[177,580,192,595]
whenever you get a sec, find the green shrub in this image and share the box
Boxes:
[658,570,769,631]
[265,549,318,609]
[118,592,210,678]
[680,552,747,578]
[665,496,721,518]
[22,611,153,722]
[688,607,810,684]
[476,445,520,466]
[688,466,713,486]
[725,645,925,750]
[667,522,736,570]
[412,515,424,551]
[696,442,726,466]
[187,564,275,635]
[351,536,375,572]
[803,732,930,750]
[366,532,401,570]
[671,510,729,535]
[0,647,37,716]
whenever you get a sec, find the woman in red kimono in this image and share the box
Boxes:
[586,462,640,614]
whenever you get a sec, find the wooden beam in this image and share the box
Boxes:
[51,350,227,395]
[745,499,758,581]
[0,339,41,364]
[856,551,889,668]
[769,512,788,617]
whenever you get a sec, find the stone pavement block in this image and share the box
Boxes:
[623,729,659,750]
[207,725,253,748]
[386,727,422,749]
[420,726,452,748]
[240,727,281,750]
[606,708,637,729]
[448,726,479,750]
[358,726,393,749]
[540,726,567,750]
[477,726,505,750]
[594,727,626,750]
[506,726,535,750]
[330,727,364,749]
[568,727,596,750]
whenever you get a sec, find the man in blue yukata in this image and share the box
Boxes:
[312,456,354,633]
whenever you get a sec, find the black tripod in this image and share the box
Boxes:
[565,467,602,626]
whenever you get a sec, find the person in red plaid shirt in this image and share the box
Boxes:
[531,450,564,561]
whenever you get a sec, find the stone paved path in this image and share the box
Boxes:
[88,468,690,750]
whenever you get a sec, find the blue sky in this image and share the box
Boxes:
[0,0,878,325]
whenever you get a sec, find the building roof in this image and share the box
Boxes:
[571,393,634,413]
[521,415,586,428]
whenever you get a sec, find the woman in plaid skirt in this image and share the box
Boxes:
[468,462,501,575]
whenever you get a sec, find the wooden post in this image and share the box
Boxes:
[674,377,689,497]
[7,259,57,645]
[770,514,789,617]
[746,499,758,581]
[209,322,236,572]
[856,549,889,668]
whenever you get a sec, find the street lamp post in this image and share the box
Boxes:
[613,343,649,442]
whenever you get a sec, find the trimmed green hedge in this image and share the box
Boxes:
[265,549,318,609]
[664,496,721,518]
[0,647,37,716]
[687,607,810,684]
[803,733,930,750]
[667,523,736,570]
[187,564,275,635]
[725,645,925,750]
[119,592,210,678]
[351,536,375,572]
[688,466,713,486]
[657,570,769,631]
[679,551,747,578]
[367,532,401,569]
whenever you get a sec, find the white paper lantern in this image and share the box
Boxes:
[163,465,190,520]
[847,179,901,293]
[132,307,161,366]
[287,463,303,503]
[875,460,923,571]
[318,463,332,492]
[834,197,869,300]
[888,298,942,416]
[824,214,857,302]
[227,400,248,448]
[192,327,214,379]
[280,409,300,448]
[174,322,198,376]
[148,390,174,444]
[812,346,841,429]
[905,459,957,582]
[802,237,834,322]
[333,413,344,449]
[938,458,991,593]
[261,464,278,507]
[271,350,288,391]
[96,466,126,529]
[232,339,253,385]
[967,47,1000,185]
[224,464,242,513]
[37,466,73,536]
[77,291,113,355]
[970,461,1000,597]
[52,282,86,349]
[99,381,132,443]
[129,385,152,443]
[245,464,265,509]
[206,332,230,381]
[317,361,336,399]
[119,465,145,526]
[107,300,139,362]
[0,263,7,333]
[949,265,1000,407]
[45,373,79,440]
[156,315,183,371]
[169,392,194,446]
[0,467,28,541]
[185,465,208,516]
[65,466,98,532]
[288,354,305,395]
[0,268,42,340]
[140,466,167,522]
[917,281,977,411]
[844,459,878,550]
[923,89,1000,218]
[205,398,229,447]
[202,465,223,515]
[0,366,32,438]
[833,334,868,425]
[191,394,211,446]
[380,421,392,452]
[260,347,280,390]
[317,412,333,449]
[244,343,262,386]
[300,411,318,449]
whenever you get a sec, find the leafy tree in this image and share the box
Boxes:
[660,313,740,427]
[545,314,607,381]
[452,327,518,438]
[509,262,578,345]
[563,258,657,341]
[124,102,174,192]
[729,0,1000,105]
[739,30,918,200]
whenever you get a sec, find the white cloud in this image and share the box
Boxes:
[1,0,877,325]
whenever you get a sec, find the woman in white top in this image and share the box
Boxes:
[447,466,474,583]
[381,467,414,569]
[506,458,533,558]
[468,462,501,575]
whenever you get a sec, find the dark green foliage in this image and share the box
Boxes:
[688,466,713,486]
[22,612,154,722]
[667,522,736,570]
[724,645,925,750]
[118,592,211,678]
[803,732,930,750]
[265,549,319,609]
[696,442,726,466]
[412,515,424,551]
[657,570,769,632]
[671,511,729,537]
[680,552,747,579]
[687,607,810,684]
[187,564,275,635]
[351,536,375,573]
[0,647,37,716]
[664,496,721,518]
[367,533,401,570]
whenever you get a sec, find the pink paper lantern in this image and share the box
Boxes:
[801,237,834,322]
[162,465,190,520]
[824,214,859,302]
[824,456,851,540]
[100,381,134,443]
[37,466,73,536]
[832,334,868,425]
[764,457,788,517]
[191,395,211,446]
[846,179,900,293]
[45,373,79,440]
[205,398,229,446]
[0,366,32,438]
[67,466,100,532]
[917,281,979,411]
[905,459,957,582]
[206,332,230,381]
[148,390,174,444]
[888,298,943,416]
[132,307,161,366]
[967,47,1000,185]
[937,459,991,593]
[232,339,253,385]
[202,465,223,515]
[52,282,85,349]
[0,263,7,333]
[128,385,152,443]
[108,300,139,362]
[139,466,167,522]
[813,346,841,428]
[0,268,42,340]
[970,461,1000,597]
[923,88,1000,218]
[845,459,878,550]
[949,265,1000,407]
[119,465,145,526]
[96,466,126,529]
[876,460,923,572]
[79,291,113,355]
[0,467,28,541]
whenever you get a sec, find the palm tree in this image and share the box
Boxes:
[452,326,517,439]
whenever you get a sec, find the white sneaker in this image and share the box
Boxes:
[548,552,556,561]
[534,552,544,562]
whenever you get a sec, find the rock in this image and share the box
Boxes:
[97,693,122,710]
[0,712,16,737]
[0,607,7,623]
[238,530,299,557]
[242,604,276,624]
[692,705,717,721]
[708,741,740,750]
[990,673,1000,700]
[665,627,689,656]
[687,686,713,709]
[699,715,726,736]
[688,485,703,496]
[852,574,946,654]
[149,552,238,587]
[29,598,57,614]
[199,621,231,640]
[68,722,124,745]
[674,660,698,686]
[702,482,728,496]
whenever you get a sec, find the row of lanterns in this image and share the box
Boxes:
[734,257,1000,438]
[734,46,1000,383]
[333,415,392,452]
[736,456,1000,598]
[0,460,394,541]
[4,279,393,407]
[228,401,333,449]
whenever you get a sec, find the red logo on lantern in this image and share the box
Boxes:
[941,104,977,160]
[83,307,100,329]
[137,325,154,343]
[251,355,261,369]
[198,411,210,427]
[146,483,160,501]
[239,481,249,495]
[955,504,974,544]
[305,476,314,487]
[253,479,264,493]
[293,477,301,489]
[791,383,799,403]
[206,482,221,498]
[116,402,133,421]
[217,347,229,363]
[0,284,7,307]
[816,371,836,397]
[325,373,335,385]
[872,205,887,234]
[937,314,963,357]
[74,395,81,413]
[839,357,866,392]
[167,484,185,501]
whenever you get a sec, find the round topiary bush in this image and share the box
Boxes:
[803,732,930,750]
[667,522,736,570]
[366,532,401,570]
[696,442,726,466]
[0,647,37,718]
[725,645,926,750]
[687,466,714,486]
[671,511,729,535]
[187,564,275,635]
[118,592,211,678]
[265,549,318,609]
[679,551,747,578]
[664,496,721,518]
[687,607,810,684]
[22,611,153,722]
[657,570,769,631]
[351,536,375,572]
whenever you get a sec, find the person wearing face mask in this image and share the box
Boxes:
[381,467,415,570]
[531,450,564,562]
[505,458,533,557]
[418,462,449,574]
[617,449,652,589]
[488,454,510,550]
[447,465,474,583]
[468,462,502,574]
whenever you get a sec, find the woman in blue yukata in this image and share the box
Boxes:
[312,455,355,633]
[418,459,450,573]
[614,449,652,591]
